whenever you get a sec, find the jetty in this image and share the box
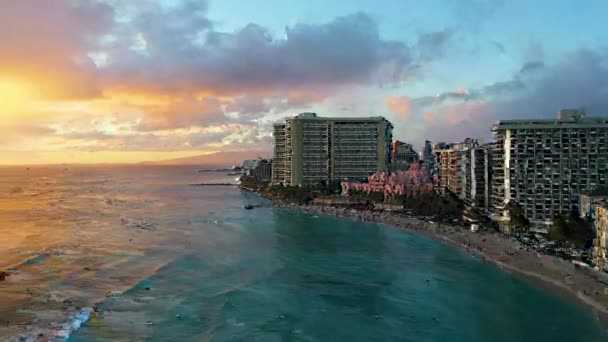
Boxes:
[239,185,256,192]
[197,168,232,172]
[189,183,239,186]
[243,203,272,209]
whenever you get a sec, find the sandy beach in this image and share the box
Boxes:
[277,203,608,325]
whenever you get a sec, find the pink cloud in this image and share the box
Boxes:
[136,97,227,131]
[417,101,492,143]
[454,87,469,95]
[421,111,435,124]
[386,95,412,118]
[442,101,489,125]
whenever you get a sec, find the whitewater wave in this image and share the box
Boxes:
[52,308,92,340]
[19,308,92,342]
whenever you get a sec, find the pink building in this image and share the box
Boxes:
[341,163,434,200]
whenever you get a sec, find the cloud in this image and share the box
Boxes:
[104,10,416,95]
[223,91,328,124]
[272,91,328,113]
[492,49,608,119]
[135,97,227,131]
[398,48,608,145]
[407,59,542,109]
[1,2,415,96]
[447,0,506,30]
[421,112,435,125]
[0,123,55,145]
[482,79,525,96]
[1,2,436,136]
[225,95,270,116]
[519,60,545,74]
[386,96,412,118]
[412,88,477,107]
[491,41,506,54]
[524,41,545,62]
[416,29,453,61]
[0,0,115,99]
[420,101,490,142]
[51,123,266,153]
[0,0,479,163]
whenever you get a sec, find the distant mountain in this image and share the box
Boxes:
[141,150,271,166]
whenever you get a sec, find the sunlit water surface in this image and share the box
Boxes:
[0,166,605,341]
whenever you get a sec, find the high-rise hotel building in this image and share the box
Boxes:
[491,109,608,223]
[271,113,393,186]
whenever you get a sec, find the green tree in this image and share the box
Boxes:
[328,180,343,195]
[549,214,571,241]
[401,192,464,221]
[368,191,385,203]
[549,213,595,248]
[505,201,530,232]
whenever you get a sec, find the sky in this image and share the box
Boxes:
[1,0,608,165]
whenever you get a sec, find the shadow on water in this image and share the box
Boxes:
[271,211,394,314]
[19,253,52,267]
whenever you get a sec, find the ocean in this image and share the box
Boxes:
[0,165,606,341]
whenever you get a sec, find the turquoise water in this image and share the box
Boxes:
[0,166,606,341]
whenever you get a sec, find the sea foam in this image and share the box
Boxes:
[19,308,92,342]
[51,308,92,340]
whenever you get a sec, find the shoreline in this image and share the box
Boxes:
[272,201,608,326]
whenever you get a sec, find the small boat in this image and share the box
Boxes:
[244,204,254,210]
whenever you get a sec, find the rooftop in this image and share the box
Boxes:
[273,113,393,127]
[492,109,608,130]
[291,112,391,123]
[492,117,608,130]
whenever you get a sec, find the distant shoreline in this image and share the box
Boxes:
[276,202,608,326]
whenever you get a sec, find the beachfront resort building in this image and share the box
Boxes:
[252,159,272,181]
[593,202,608,271]
[271,113,393,186]
[421,140,436,174]
[341,162,434,200]
[579,193,608,271]
[242,159,260,171]
[462,143,493,212]
[390,140,419,171]
[242,157,272,181]
[434,138,492,212]
[435,138,479,198]
[491,109,608,223]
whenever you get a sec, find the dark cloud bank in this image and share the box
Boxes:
[408,49,608,144]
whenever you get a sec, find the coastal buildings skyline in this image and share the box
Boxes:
[269,109,608,216]
[265,108,608,263]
